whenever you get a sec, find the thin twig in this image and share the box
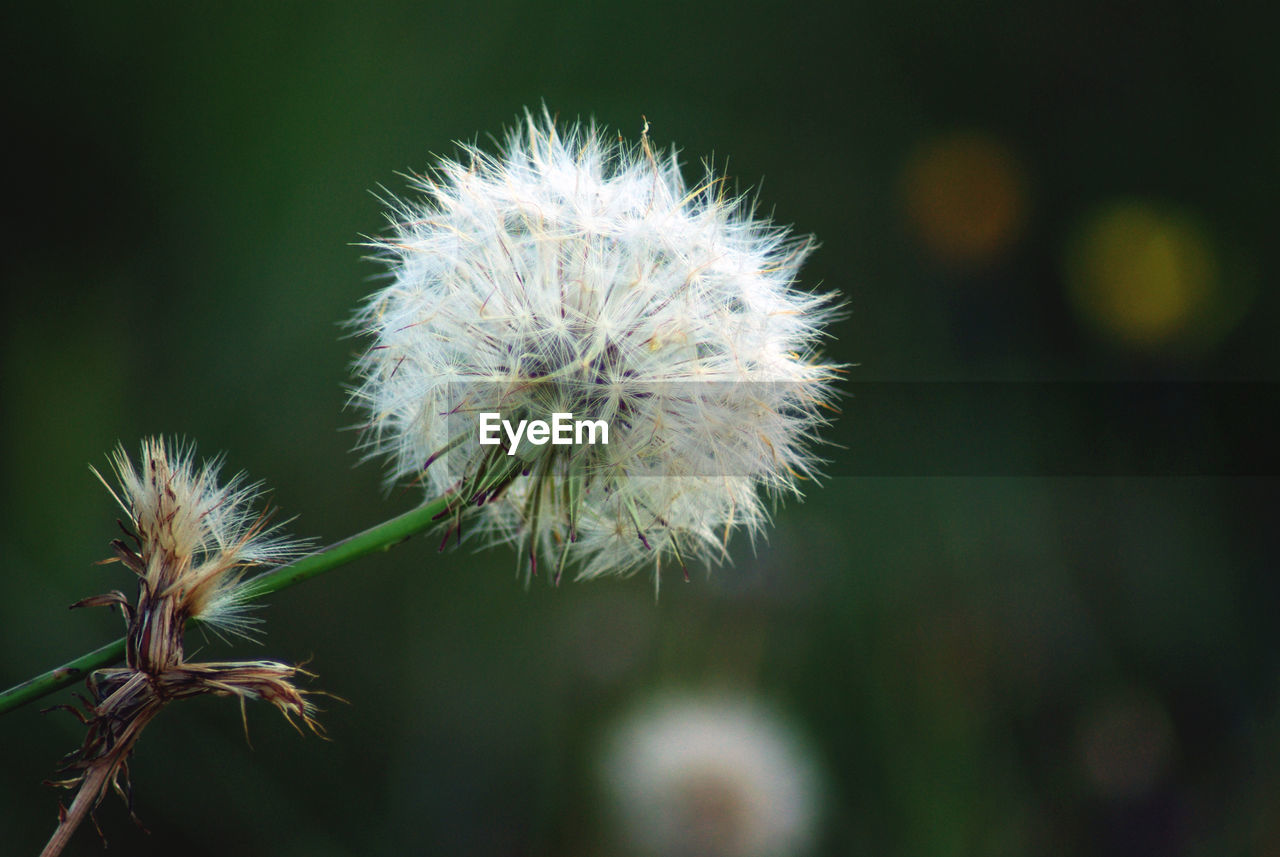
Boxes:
[40,765,109,857]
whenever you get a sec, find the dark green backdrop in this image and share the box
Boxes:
[2,2,1276,855]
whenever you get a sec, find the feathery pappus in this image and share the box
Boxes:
[351,109,841,585]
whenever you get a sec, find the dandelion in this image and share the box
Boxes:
[599,692,823,857]
[41,439,319,857]
[351,109,840,584]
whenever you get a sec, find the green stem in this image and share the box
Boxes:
[0,495,452,716]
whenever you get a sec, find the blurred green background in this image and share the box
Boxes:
[2,2,1276,855]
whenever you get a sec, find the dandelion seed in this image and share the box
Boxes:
[351,109,840,582]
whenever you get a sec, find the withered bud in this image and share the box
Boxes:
[41,439,321,857]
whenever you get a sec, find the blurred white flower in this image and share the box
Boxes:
[351,109,839,583]
[600,693,823,857]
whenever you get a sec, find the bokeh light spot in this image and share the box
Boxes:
[901,131,1029,267]
[1065,201,1225,351]
[1078,690,1176,800]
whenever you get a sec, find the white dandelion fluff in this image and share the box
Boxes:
[351,109,839,583]
[600,693,823,857]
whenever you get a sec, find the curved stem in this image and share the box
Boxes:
[0,495,452,716]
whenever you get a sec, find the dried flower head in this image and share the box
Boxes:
[600,692,823,857]
[351,110,840,584]
[93,438,299,643]
[42,439,317,857]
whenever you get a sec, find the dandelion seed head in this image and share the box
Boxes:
[600,693,823,857]
[351,109,840,581]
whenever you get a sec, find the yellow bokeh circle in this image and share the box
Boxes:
[1065,202,1223,351]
